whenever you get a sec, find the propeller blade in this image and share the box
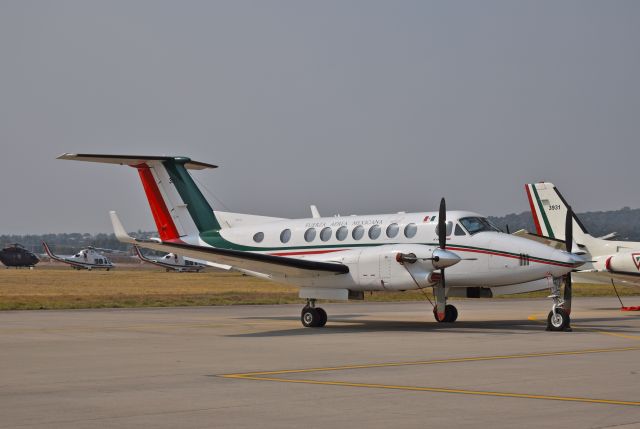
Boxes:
[565,206,573,253]
[438,197,446,249]
[563,272,572,315]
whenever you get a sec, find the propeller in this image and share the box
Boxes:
[438,198,446,250]
[563,206,574,314]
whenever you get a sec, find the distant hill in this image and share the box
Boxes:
[2,207,640,252]
[489,207,640,241]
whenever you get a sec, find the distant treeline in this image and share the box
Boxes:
[0,231,154,255]
[488,207,640,241]
[3,207,640,252]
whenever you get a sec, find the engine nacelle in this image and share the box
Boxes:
[356,244,443,290]
[604,252,640,274]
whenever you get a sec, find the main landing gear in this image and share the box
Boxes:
[431,284,458,323]
[301,299,327,328]
[546,276,572,332]
[433,304,458,323]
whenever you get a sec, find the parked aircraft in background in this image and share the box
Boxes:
[134,245,206,272]
[59,153,584,331]
[0,244,39,268]
[43,242,114,270]
[524,182,640,288]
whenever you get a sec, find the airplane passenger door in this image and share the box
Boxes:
[379,254,392,289]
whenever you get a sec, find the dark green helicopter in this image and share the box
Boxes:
[0,243,39,268]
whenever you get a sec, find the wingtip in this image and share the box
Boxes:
[109,211,135,244]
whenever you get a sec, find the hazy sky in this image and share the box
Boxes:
[1,1,639,234]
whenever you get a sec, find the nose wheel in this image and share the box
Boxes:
[301,300,327,328]
[546,277,572,331]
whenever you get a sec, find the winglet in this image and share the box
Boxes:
[110,211,136,244]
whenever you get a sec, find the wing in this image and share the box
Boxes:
[572,270,640,287]
[512,229,568,250]
[111,212,349,278]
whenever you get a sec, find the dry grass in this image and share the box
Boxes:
[0,265,638,310]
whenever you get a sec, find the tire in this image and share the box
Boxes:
[547,308,570,331]
[301,307,320,327]
[316,308,327,327]
[433,304,458,323]
[445,304,458,323]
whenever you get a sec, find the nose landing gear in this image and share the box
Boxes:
[546,276,572,332]
[301,299,327,328]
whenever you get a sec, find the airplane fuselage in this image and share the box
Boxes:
[182,210,578,294]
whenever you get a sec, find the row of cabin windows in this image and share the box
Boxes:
[250,217,499,244]
[252,223,419,244]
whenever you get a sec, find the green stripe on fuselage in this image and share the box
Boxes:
[163,159,221,232]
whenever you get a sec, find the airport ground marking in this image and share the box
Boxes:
[221,346,640,407]
[528,313,640,341]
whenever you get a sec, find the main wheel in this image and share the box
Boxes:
[433,305,458,323]
[301,307,324,328]
[445,304,458,323]
[316,308,327,327]
[547,308,570,331]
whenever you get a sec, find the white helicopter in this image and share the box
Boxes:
[42,242,114,271]
[133,245,207,272]
[59,154,585,331]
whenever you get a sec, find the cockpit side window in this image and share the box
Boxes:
[435,221,454,237]
[459,217,501,235]
[454,224,466,236]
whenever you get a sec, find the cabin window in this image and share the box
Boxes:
[336,226,348,241]
[320,227,332,242]
[280,229,291,243]
[304,228,316,242]
[368,224,381,239]
[352,225,365,240]
[386,223,399,238]
[253,232,264,243]
[454,224,467,236]
[435,221,454,237]
[404,223,417,238]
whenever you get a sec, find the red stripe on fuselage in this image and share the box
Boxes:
[525,185,543,235]
[136,165,180,241]
[447,245,573,268]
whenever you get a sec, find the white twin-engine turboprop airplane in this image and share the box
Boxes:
[58,154,585,331]
[525,182,640,288]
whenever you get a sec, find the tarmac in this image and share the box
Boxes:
[1,297,639,428]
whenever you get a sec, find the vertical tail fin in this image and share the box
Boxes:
[58,154,222,240]
[524,182,589,242]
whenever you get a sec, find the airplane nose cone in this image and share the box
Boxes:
[432,249,461,269]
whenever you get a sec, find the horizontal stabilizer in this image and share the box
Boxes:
[58,153,217,170]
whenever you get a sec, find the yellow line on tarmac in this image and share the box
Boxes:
[222,346,640,377]
[224,376,640,407]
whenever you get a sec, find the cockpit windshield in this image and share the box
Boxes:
[459,217,502,235]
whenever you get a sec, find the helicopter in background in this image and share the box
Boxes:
[133,245,207,272]
[42,242,115,270]
[0,244,39,268]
